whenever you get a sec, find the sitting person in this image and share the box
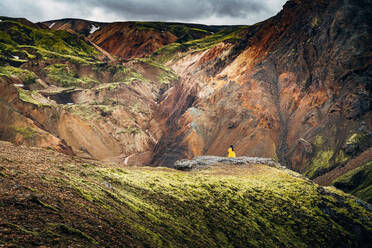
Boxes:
[228,145,236,158]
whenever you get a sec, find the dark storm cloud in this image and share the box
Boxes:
[0,0,286,25]
[57,0,269,21]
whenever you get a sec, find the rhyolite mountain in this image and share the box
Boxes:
[45,18,234,60]
[0,0,371,246]
[0,0,371,200]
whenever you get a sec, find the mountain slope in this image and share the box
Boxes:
[43,18,107,37]
[0,141,371,247]
[147,0,372,197]
[46,19,237,60]
[0,17,178,163]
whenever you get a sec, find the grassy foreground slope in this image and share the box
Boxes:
[0,141,371,247]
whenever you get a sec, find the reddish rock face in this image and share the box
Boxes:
[89,22,178,60]
[43,18,107,36]
[150,0,372,182]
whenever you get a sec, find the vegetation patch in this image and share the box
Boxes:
[117,126,141,135]
[44,64,97,88]
[130,102,150,114]
[9,125,37,139]
[64,104,117,120]
[152,26,247,63]
[30,195,59,212]
[57,164,372,248]
[333,161,372,204]
[346,133,363,145]
[0,19,100,64]
[135,58,179,84]
[6,223,39,236]
[0,140,371,247]
[307,149,335,179]
[0,65,36,85]
[17,88,48,106]
[133,22,223,46]
[48,223,99,245]
[306,135,349,179]
[113,66,149,84]
[312,17,319,27]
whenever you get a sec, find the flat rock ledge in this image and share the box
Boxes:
[173,156,282,171]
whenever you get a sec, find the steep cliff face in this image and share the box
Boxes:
[150,0,372,192]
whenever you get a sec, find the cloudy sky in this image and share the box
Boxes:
[0,0,287,25]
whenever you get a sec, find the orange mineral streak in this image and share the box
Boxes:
[90,23,178,60]
[57,111,121,160]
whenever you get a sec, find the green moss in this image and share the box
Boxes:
[95,82,121,90]
[346,133,363,145]
[51,162,372,248]
[135,58,178,84]
[133,22,216,43]
[335,150,350,164]
[354,185,372,204]
[312,17,319,27]
[20,45,98,64]
[81,163,96,168]
[44,64,97,88]
[100,64,150,84]
[152,26,247,63]
[0,20,99,63]
[23,50,36,59]
[17,88,48,106]
[117,126,141,135]
[151,42,183,63]
[130,102,150,114]
[64,104,117,120]
[333,161,372,203]
[313,135,324,147]
[0,65,36,85]
[7,223,39,236]
[307,150,334,179]
[30,195,59,212]
[48,223,99,245]
[10,125,37,139]
[306,135,344,179]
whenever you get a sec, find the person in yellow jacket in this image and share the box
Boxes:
[228,145,236,158]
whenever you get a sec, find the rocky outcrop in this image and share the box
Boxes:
[173,156,281,171]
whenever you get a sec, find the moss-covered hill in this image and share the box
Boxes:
[0,17,99,65]
[0,141,370,247]
[0,17,179,161]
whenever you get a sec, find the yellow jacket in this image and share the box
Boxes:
[228,147,236,158]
